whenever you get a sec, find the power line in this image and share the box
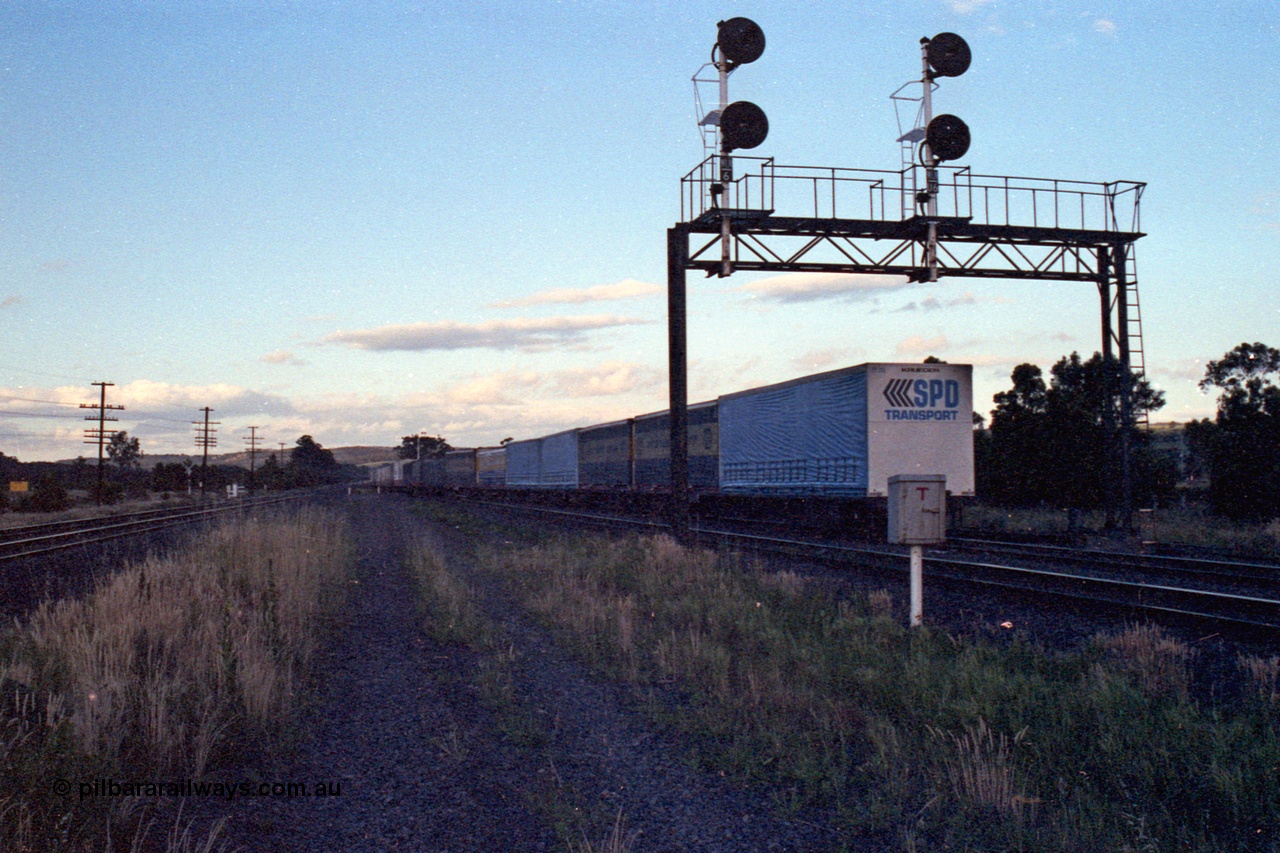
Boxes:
[0,396,81,407]
[0,363,91,383]
[0,409,86,420]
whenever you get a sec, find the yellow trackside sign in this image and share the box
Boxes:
[9,481,29,493]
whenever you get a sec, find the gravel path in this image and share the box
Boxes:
[210,496,560,851]
[205,495,853,852]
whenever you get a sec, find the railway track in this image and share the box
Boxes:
[450,497,1280,634]
[0,493,309,562]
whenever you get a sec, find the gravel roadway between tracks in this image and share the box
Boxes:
[202,495,849,852]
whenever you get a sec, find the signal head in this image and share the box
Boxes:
[926,114,970,161]
[926,32,971,78]
[717,17,766,67]
[719,100,769,151]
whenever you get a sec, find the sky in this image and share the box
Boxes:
[1,1,1277,462]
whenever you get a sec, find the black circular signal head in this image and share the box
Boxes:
[717,17,766,67]
[719,100,769,151]
[926,32,971,77]
[926,114,970,161]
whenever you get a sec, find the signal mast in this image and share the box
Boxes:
[692,18,769,277]
[891,33,972,282]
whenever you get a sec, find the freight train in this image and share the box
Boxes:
[371,363,975,504]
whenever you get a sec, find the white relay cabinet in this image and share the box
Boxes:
[887,474,946,628]
[887,474,947,545]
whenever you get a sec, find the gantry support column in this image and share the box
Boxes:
[1097,246,1117,529]
[1097,242,1136,531]
[667,225,691,541]
[1114,243,1134,528]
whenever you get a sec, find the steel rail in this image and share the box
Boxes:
[946,535,1280,592]
[0,503,224,541]
[0,494,305,562]
[450,498,1280,632]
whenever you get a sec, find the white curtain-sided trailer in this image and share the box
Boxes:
[718,362,974,497]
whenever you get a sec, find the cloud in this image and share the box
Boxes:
[113,380,295,418]
[550,362,662,398]
[0,296,23,309]
[892,290,1012,313]
[441,371,543,406]
[1249,192,1280,231]
[789,347,856,373]
[321,315,649,353]
[416,361,662,407]
[731,273,910,304]
[489,279,663,308]
[39,260,70,274]
[1151,361,1206,383]
[1093,18,1117,36]
[260,350,308,366]
[948,0,993,13]
[895,335,950,356]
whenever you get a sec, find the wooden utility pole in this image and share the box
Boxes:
[80,382,123,506]
[193,407,219,497]
[243,425,262,491]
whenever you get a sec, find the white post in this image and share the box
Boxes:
[910,545,924,627]
[718,51,733,277]
[920,39,939,282]
[888,473,946,630]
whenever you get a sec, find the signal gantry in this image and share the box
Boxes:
[667,22,1147,536]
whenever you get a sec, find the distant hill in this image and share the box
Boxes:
[59,446,400,470]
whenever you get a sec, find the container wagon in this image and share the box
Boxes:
[505,438,541,487]
[369,459,410,486]
[718,362,973,496]
[444,449,478,487]
[418,456,446,487]
[578,419,633,488]
[633,401,719,490]
[539,429,579,487]
[476,446,507,487]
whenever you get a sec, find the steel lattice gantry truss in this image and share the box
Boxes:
[666,156,1146,534]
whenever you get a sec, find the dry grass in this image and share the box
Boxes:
[566,809,639,853]
[960,502,1280,557]
[928,717,1032,816]
[456,517,1280,851]
[0,507,351,852]
[1237,654,1280,704]
[868,588,894,620]
[1095,623,1194,701]
[410,534,490,648]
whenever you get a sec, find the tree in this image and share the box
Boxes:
[1042,352,1166,510]
[983,363,1051,505]
[981,353,1168,509]
[21,476,70,513]
[1197,342,1280,520]
[151,462,189,493]
[397,434,451,460]
[106,431,143,470]
[289,435,341,487]
[257,454,285,490]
